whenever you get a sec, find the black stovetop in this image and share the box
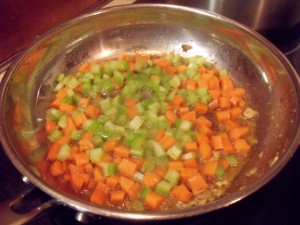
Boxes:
[0,17,299,225]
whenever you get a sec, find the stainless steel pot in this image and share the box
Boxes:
[0,4,299,224]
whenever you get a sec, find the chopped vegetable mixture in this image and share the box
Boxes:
[42,53,257,211]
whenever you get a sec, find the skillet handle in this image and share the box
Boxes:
[0,186,59,225]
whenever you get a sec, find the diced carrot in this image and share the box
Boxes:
[153,58,171,68]
[49,98,63,108]
[164,65,176,76]
[234,88,246,97]
[207,75,220,90]
[165,110,177,125]
[175,64,187,73]
[106,175,120,188]
[79,139,94,151]
[90,182,107,205]
[180,110,196,122]
[47,143,62,161]
[199,66,207,74]
[197,125,213,136]
[142,172,161,188]
[82,131,93,141]
[201,161,218,176]
[71,111,87,128]
[50,160,64,177]
[171,95,185,107]
[135,54,150,63]
[170,184,193,203]
[184,141,198,152]
[63,116,76,136]
[211,135,224,150]
[186,79,198,90]
[78,98,90,108]
[124,98,137,107]
[93,167,105,183]
[208,99,219,110]
[110,190,126,204]
[208,89,221,100]
[79,63,91,73]
[55,87,69,99]
[114,145,131,158]
[230,127,250,139]
[119,176,134,194]
[159,134,176,149]
[153,166,167,178]
[45,120,59,135]
[197,79,208,89]
[194,116,212,128]
[144,192,165,210]
[168,161,184,172]
[127,182,142,199]
[218,97,230,109]
[224,120,239,130]
[196,133,210,144]
[178,107,189,115]
[103,139,119,153]
[155,129,165,141]
[186,173,208,195]
[70,172,89,190]
[56,135,70,145]
[85,163,94,173]
[59,103,76,114]
[128,157,145,169]
[219,157,230,170]
[215,110,231,122]
[74,83,83,93]
[180,168,199,182]
[183,158,198,168]
[230,107,243,119]
[234,139,251,152]
[73,153,89,165]
[220,76,234,91]
[118,158,137,178]
[198,142,212,160]
[237,98,246,108]
[126,106,139,120]
[220,133,234,154]
[85,104,101,119]
[194,103,208,114]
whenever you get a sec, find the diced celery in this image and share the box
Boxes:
[82,82,92,96]
[102,162,117,176]
[46,108,63,122]
[185,63,198,78]
[103,120,116,133]
[57,114,67,129]
[147,140,165,157]
[66,78,79,89]
[164,169,180,186]
[89,148,105,163]
[166,145,182,160]
[91,64,104,75]
[57,144,71,162]
[70,130,83,141]
[72,93,81,105]
[130,148,144,158]
[100,98,111,112]
[56,73,65,82]
[134,171,144,182]
[113,70,124,85]
[182,151,198,160]
[92,134,104,147]
[53,82,64,92]
[197,87,208,97]
[169,75,181,88]
[67,89,74,97]
[219,69,228,77]
[104,107,118,116]
[139,186,151,199]
[101,79,115,95]
[48,129,62,142]
[129,116,145,131]
[130,199,145,211]
[155,180,172,196]
[148,102,161,114]
[186,91,199,106]
[216,164,225,179]
[224,155,238,166]
[179,120,193,131]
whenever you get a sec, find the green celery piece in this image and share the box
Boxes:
[53,82,64,92]
[72,93,81,105]
[155,180,172,196]
[164,169,180,186]
[182,151,198,160]
[147,140,165,157]
[101,79,115,95]
[57,144,71,162]
[216,164,225,179]
[133,171,144,182]
[56,73,65,82]
[166,145,182,160]
[129,116,145,131]
[89,148,105,163]
[224,155,238,166]
[130,148,144,158]
[102,162,117,176]
[139,187,151,199]
[197,87,208,97]
[169,75,181,88]
[67,89,74,97]
[113,70,124,85]
[100,98,111,112]
[82,82,92,96]
[186,91,199,106]
[66,78,79,89]
[70,130,83,141]
[57,114,67,129]
[218,69,228,77]
[185,63,198,78]
[91,134,104,147]
[48,129,62,142]
[130,199,145,211]
[46,108,63,122]
[179,120,193,131]
[91,64,104,75]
